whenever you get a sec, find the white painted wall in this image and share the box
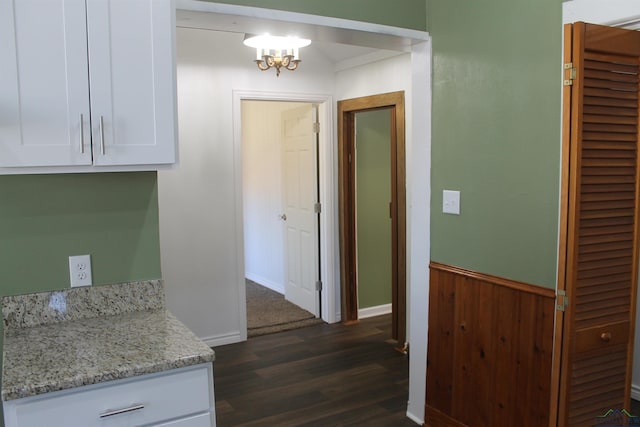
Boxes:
[562,0,640,401]
[334,52,412,321]
[242,101,307,294]
[158,27,334,346]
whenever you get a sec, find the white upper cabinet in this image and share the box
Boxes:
[0,0,177,171]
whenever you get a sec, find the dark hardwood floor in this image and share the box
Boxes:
[212,314,418,427]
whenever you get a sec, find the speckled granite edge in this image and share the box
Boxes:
[2,280,165,329]
[2,310,215,401]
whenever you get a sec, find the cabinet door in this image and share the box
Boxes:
[0,0,92,167]
[86,0,177,166]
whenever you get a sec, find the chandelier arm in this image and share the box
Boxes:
[264,55,275,67]
[286,59,301,71]
[281,55,293,68]
[255,60,270,71]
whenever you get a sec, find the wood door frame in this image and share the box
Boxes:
[337,91,406,346]
[549,23,573,426]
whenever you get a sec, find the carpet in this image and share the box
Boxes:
[246,279,323,337]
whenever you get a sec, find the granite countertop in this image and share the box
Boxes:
[1,281,215,401]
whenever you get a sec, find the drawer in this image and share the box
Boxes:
[4,364,214,427]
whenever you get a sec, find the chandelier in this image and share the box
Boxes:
[243,34,311,77]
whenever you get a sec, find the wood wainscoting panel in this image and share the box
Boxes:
[426,262,556,427]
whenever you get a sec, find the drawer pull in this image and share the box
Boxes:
[601,332,612,342]
[99,403,145,418]
[79,113,85,154]
[99,116,106,155]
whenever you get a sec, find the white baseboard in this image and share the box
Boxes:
[358,303,392,319]
[245,272,284,294]
[201,331,244,348]
[406,410,424,425]
[632,383,640,401]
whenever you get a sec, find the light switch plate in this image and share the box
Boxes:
[443,190,460,215]
[69,254,92,287]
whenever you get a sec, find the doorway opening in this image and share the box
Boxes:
[238,95,332,337]
[338,91,407,347]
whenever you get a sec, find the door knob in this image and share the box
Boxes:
[280,214,287,221]
[600,332,612,342]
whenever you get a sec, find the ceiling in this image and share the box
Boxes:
[175,7,425,67]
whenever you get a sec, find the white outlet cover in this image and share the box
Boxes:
[443,190,461,215]
[69,254,92,287]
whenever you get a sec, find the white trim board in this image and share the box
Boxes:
[632,383,640,401]
[406,411,423,426]
[358,304,392,319]
[563,0,640,25]
[245,273,284,295]
[201,331,243,348]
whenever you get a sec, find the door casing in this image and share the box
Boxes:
[338,91,407,345]
[234,91,336,326]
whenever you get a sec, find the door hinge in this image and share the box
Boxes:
[314,202,321,214]
[312,122,320,134]
[556,289,568,312]
[563,63,576,86]
[316,280,322,291]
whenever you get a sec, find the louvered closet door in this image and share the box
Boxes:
[559,22,640,426]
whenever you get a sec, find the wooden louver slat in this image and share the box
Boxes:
[568,346,627,425]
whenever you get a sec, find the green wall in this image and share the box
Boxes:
[356,109,392,309]
[428,0,562,288]
[0,172,161,294]
[205,0,427,31]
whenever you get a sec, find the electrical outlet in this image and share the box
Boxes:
[69,255,92,287]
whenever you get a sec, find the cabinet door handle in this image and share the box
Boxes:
[79,113,85,154]
[99,115,106,155]
[99,403,145,418]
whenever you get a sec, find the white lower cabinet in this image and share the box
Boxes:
[3,364,215,427]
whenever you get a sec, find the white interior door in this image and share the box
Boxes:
[282,104,319,315]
